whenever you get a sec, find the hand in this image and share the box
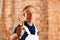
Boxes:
[10,33,18,40]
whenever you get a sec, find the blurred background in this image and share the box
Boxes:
[0,0,3,18]
[0,0,60,40]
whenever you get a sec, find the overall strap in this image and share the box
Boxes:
[23,25,31,35]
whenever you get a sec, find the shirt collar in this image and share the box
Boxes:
[24,21,34,27]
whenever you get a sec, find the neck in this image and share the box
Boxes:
[26,21,33,26]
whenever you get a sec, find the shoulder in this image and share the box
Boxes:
[33,24,38,32]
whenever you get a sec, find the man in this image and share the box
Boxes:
[11,5,39,40]
[22,6,39,40]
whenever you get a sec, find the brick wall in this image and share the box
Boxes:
[48,0,60,40]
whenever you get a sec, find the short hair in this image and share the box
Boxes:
[23,5,36,17]
[23,5,36,12]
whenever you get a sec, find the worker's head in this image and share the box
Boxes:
[23,6,36,23]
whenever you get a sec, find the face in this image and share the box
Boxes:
[24,7,35,23]
[26,10,32,23]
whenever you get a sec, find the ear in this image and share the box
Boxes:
[23,10,27,17]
